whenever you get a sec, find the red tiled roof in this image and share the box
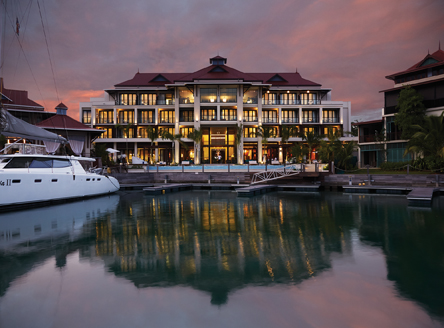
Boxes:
[36,115,101,132]
[379,76,444,93]
[0,79,44,110]
[386,49,444,80]
[115,63,321,87]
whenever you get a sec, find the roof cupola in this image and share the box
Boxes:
[210,56,227,66]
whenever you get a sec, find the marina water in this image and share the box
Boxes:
[1,191,444,328]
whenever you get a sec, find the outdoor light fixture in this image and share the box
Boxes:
[307,90,310,93]
[287,90,290,93]
[222,97,227,102]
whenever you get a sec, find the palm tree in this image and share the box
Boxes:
[188,128,203,164]
[257,126,276,164]
[116,123,132,160]
[160,130,187,164]
[145,125,159,164]
[290,142,308,163]
[234,124,243,164]
[318,127,342,163]
[336,141,357,170]
[280,125,298,162]
[301,130,321,164]
[405,112,444,158]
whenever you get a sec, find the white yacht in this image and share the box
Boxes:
[0,108,120,210]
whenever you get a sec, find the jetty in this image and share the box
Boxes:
[144,184,192,195]
[407,187,439,206]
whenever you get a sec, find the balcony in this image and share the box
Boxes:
[243,97,258,104]
[262,118,278,123]
[282,118,299,123]
[386,132,402,141]
[220,115,237,121]
[96,118,114,124]
[159,118,175,124]
[179,98,194,104]
[179,116,194,122]
[359,135,377,143]
[243,117,258,122]
[139,118,154,124]
[323,118,339,123]
[302,117,319,123]
[300,99,321,105]
[279,99,300,105]
[157,99,175,105]
[262,99,278,105]
[201,115,217,121]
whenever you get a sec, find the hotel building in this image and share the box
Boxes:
[80,56,352,164]
[357,47,444,167]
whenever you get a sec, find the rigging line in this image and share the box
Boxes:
[11,0,33,86]
[1,0,48,110]
[37,0,59,103]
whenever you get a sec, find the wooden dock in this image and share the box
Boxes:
[120,183,154,190]
[144,184,192,195]
[278,185,321,192]
[407,187,439,206]
[342,185,411,194]
[236,185,277,197]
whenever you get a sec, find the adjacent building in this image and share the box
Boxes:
[357,47,444,167]
[80,56,352,164]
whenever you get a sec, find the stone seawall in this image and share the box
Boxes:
[112,172,253,184]
[324,174,444,188]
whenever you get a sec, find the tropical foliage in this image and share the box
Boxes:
[187,128,203,164]
[405,112,444,159]
[394,85,427,139]
[301,130,321,164]
[144,126,159,164]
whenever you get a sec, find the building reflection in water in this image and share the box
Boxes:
[88,191,355,305]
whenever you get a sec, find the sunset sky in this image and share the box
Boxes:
[1,0,443,122]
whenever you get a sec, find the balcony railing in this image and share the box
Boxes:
[386,132,402,141]
[96,118,114,124]
[243,117,258,122]
[156,99,175,105]
[220,115,237,121]
[359,135,377,143]
[262,99,322,105]
[282,118,299,123]
[243,97,258,104]
[302,117,319,123]
[262,99,279,105]
[179,98,194,104]
[262,118,278,123]
[159,118,175,124]
[179,116,194,122]
[138,118,154,124]
[201,115,217,121]
[118,119,134,124]
[323,118,339,123]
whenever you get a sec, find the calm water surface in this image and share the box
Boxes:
[1,191,444,328]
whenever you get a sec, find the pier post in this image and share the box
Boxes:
[228,163,230,173]
[202,164,205,173]
[436,174,439,187]
[407,164,409,175]
[157,164,159,173]
[182,164,184,173]
[248,163,250,173]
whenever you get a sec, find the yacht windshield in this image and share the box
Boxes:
[3,157,72,169]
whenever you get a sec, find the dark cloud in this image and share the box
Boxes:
[2,0,443,120]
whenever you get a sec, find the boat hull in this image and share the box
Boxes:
[0,171,120,209]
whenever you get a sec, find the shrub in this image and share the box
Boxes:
[380,161,411,171]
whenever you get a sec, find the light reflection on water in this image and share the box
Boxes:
[1,191,444,328]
